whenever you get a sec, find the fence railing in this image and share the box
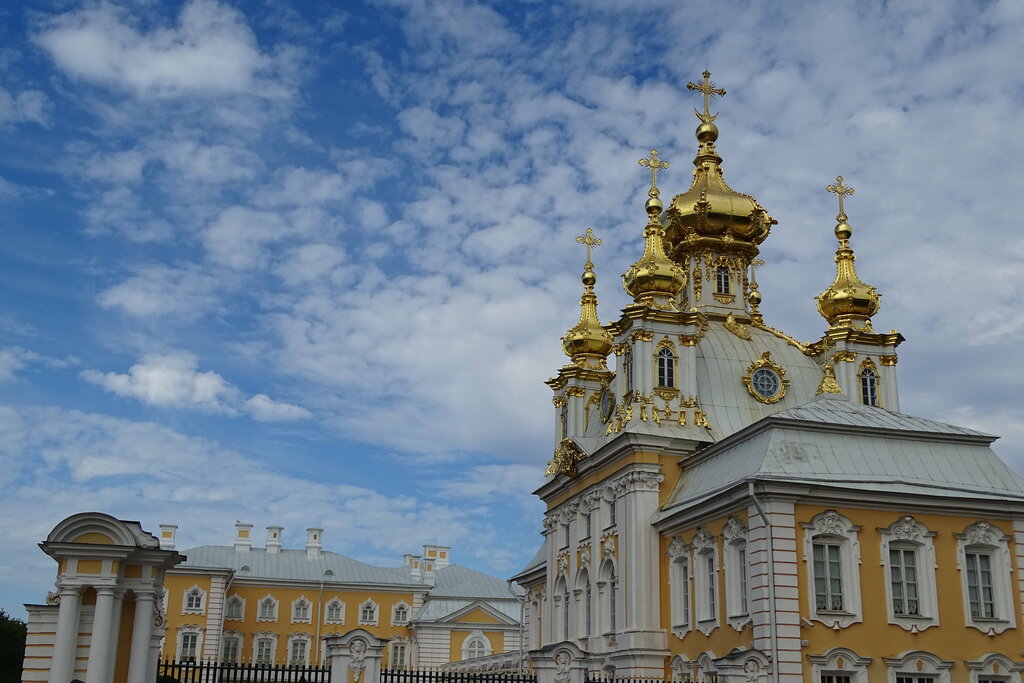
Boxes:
[382,669,537,683]
[585,676,719,683]
[157,659,331,683]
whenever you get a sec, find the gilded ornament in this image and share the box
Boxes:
[552,396,567,407]
[654,387,678,401]
[638,149,670,199]
[713,293,736,304]
[650,404,660,424]
[741,351,790,404]
[724,313,752,340]
[832,350,857,363]
[562,229,614,368]
[584,392,600,430]
[880,354,898,366]
[687,69,726,124]
[639,405,648,422]
[630,329,654,342]
[750,318,810,354]
[565,386,586,397]
[545,438,588,478]
[815,362,843,395]
[694,409,711,429]
[677,410,686,426]
[679,395,698,408]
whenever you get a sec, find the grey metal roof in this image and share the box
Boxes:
[431,564,521,599]
[413,597,520,624]
[513,538,547,578]
[660,397,1023,514]
[178,546,416,585]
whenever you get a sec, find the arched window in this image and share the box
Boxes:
[860,367,878,406]
[292,597,311,623]
[657,347,675,388]
[462,632,491,659]
[258,596,278,622]
[225,595,244,621]
[392,602,410,625]
[623,347,634,394]
[184,587,204,613]
[575,569,591,639]
[599,560,617,634]
[716,266,731,294]
[553,576,568,641]
[359,600,378,625]
[325,599,344,623]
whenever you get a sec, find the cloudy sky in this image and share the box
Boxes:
[2,0,1022,614]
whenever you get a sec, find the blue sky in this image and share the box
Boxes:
[2,0,1023,615]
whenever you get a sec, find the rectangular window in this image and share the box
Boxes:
[581,510,591,539]
[681,562,690,625]
[290,640,307,665]
[256,639,273,665]
[392,643,406,670]
[896,677,935,683]
[738,547,749,615]
[965,552,996,618]
[609,499,616,527]
[889,548,920,615]
[812,542,843,611]
[821,675,852,683]
[222,638,239,664]
[706,554,716,617]
[180,633,198,662]
[585,584,592,636]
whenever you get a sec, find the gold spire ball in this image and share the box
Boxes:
[562,228,613,367]
[816,176,881,329]
[663,70,776,259]
[623,150,686,306]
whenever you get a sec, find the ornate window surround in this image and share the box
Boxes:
[325,597,345,624]
[359,598,379,626]
[224,594,245,621]
[256,595,279,622]
[390,637,411,670]
[883,650,953,683]
[670,654,691,683]
[176,624,203,663]
[859,361,880,407]
[801,510,863,629]
[286,632,312,666]
[220,631,243,664]
[808,647,871,683]
[253,630,278,665]
[574,568,591,640]
[667,536,691,638]
[692,527,719,636]
[878,516,938,632]
[391,600,411,625]
[182,585,206,615]
[722,517,750,631]
[461,630,492,659]
[955,521,1016,634]
[966,653,1024,683]
[655,341,678,389]
[291,596,312,624]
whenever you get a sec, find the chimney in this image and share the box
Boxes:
[423,544,451,570]
[158,524,177,550]
[233,522,253,552]
[306,527,323,559]
[422,558,436,586]
[404,554,422,582]
[266,525,283,554]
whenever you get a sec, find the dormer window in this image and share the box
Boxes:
[657,347,676,388]
[716,266,731,294]
[860,367,878,406]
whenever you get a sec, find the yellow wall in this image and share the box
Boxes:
[660,512,752,667]
[795,505,1020,672]
[449,629,504,662]
[455,608,502,625]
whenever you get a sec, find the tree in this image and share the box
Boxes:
[0,608,28,683]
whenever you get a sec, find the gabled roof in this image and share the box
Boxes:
[510,538,547,583]
[658,397,1021,517]
[177,546,416,585]
[431,564,521,599]
[413,597,520,625]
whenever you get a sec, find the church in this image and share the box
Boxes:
[510,71,1024,683]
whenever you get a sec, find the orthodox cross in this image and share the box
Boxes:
[749,257,765,286]
[826,176,855,222]
[638,149,670,197]
[687,69,726,123]
[576,228,602,270]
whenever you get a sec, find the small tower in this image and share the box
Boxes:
[306,527,323,558]
[266,525,283,554]
[234,522,253,553]
[814,176,904,409]
[544,229,613,478]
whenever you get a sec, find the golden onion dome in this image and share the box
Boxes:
[663,71,776,256]
[816,177,881,329]
[562,229,613,365]
[622,197,687,304]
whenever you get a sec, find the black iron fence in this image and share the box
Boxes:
[382,669,537,683]
[157,659,331,683]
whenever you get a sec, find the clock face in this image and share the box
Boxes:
[599,387,615,423]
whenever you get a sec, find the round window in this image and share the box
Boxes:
[751,367,781,399]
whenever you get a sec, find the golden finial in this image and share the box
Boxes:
[815,362,843,395]
[638,149,670,199]
[826,176,856,223]
[749,258,765,287]
[575,227,602,272]
[687,69,726,123]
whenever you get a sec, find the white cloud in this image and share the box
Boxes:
[0,86,51,127]
[82,351,238,412]
[98,264,223,317]
[33,0,291,100]
[244,394,312,421]
[202,206,290,270]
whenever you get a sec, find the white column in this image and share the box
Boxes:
[127,592,155,683]
[86,585,118,683]
[50,585,83,683]
[106,592,124,679]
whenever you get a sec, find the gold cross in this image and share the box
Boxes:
[749,258,765,286]
[687,69,726,123]
[638,149,670,198]
[826,176,856,221]
[576,228,602,269]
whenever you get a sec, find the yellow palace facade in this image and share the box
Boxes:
[157,523,523,670]
[512,71,1024,683]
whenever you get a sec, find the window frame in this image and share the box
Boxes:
[324,598,345,624]
[221,632,242,664]
[967,653,1024,683]
[955,521,1016,634]
[291,596,312,624]
[623,346,634,395]
[257,595,279,622]
[224,594,244,622]
[884,650,953,683]
[177,628,201,663]
[286,634,311,666]
[667,536,691,638]
[461,630,492,660]
[723,517,750,630]
[716,265,731,295]
[801,510,863,629]
[182,585,206,615]
[691,527,719,635]
[879,516,938,631]
[656,345,676,389]
[252,632,277,665]
[390,640,409,670]
[391,600,410,625]
[359,598,379,626]
[808,647,870,683]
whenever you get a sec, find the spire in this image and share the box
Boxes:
[816,176,881,330]
[562,228,613,367]
[623,150,686,307]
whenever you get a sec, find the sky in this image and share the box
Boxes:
[1,0,1023,616]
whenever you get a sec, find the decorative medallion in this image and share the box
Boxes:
[741,351,789,404]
